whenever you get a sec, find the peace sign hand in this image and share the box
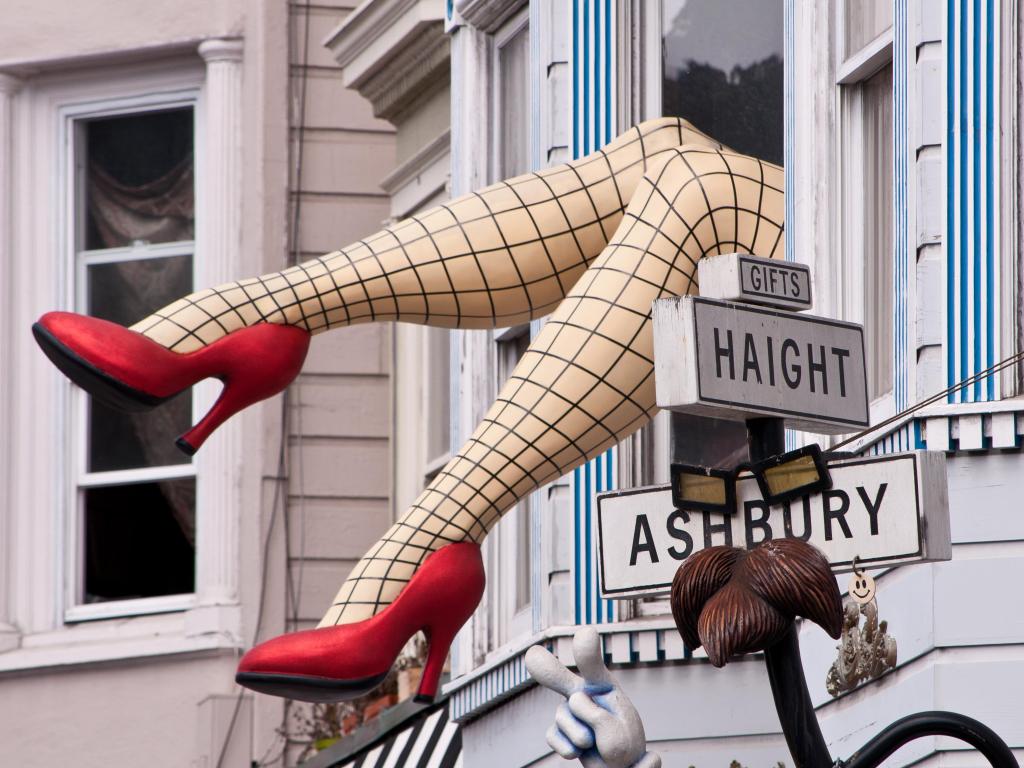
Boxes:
[525,627,661,768]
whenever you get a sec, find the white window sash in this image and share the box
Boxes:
[61,92,201,622]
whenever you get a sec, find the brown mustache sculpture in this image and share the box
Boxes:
[669,538,1018,768]
[671,538,843,666]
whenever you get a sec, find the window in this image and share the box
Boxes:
[662,0,784,166]
[471,6,534,661]
[838,1,894,404]
[661,0,784,468]
[69,104,198,619]
[497,329,532,612]
[477,325,533,656]
[424,327,452,481]
[492,7,531,179]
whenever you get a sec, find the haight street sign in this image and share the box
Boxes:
[653,296,870,433]
[596,451,951,600]
[698,252,813,311]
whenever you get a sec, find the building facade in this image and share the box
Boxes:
[0,2,399,765]
[2,1,1024,767]
[433,1,1024,767]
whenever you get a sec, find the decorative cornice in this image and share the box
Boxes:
[326,0,444,72]
[379,129,451,195]
[198,38,244,64]
[362,28,450,121]
[455,0,526,33]
[0,73,23,96]
[325,0,450,122]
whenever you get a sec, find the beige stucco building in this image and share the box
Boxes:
[0,1,402,765]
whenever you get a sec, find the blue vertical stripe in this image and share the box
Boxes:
[947,0,956,401]
[947,0,1001,403]
[583,0,590,155]
[573,466,582,625]
[585,460,592,624]
[972,0,981,400]
[571,0,617,626]
[958,0,968,399]
[985,0,994,399]
[598,0,606,143]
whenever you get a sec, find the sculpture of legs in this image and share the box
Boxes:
[321,144,784,625]
[129,118,720,351]
[34,119,783,687]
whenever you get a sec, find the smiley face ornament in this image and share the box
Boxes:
[848,569,876,605]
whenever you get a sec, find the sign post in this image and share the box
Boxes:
[597,252,952,599]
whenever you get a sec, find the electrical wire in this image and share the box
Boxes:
[215,393,292,768]
[831,347,1024,452]
[214,2,314,765]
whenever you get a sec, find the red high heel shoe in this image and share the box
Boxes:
[236,542,485,704]
[32,312,310,455]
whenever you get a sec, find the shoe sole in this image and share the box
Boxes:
[32,322,169,413]
[235,671,392,704]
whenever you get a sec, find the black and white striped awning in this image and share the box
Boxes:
[325,701,461,768]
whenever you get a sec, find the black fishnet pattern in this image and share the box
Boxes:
[322,145,784,624]
[131,118,716,351]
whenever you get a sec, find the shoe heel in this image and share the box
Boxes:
[176,323,310,455]
[414,625,459,704]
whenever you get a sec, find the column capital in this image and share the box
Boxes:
[0,72,24,96]
[198,38,244,64]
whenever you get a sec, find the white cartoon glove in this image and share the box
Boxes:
[525,627,661,768]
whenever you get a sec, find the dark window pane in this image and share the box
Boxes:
[671,413,749,468]
[84,108,194,250]
[498,24,531,178]
[87,255,193,471]
[83,479,196,603]
[663,0,783,469]
[662,0,784,165]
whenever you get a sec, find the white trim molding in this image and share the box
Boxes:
[195,38,244,610]
[445,618,687,724]
[0,71,24,652]
[325,0,449,122]
[379,129,451,218]
[2,52,248,667]
[454,0,528,33]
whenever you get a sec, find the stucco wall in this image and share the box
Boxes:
[0,0,245,68]
[0,653,241,767]
[285,0,396,635]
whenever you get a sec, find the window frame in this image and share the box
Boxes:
[463,5,537,663]
[490,5,532,181]
[835,1,896,423]
[477,322,534,656]
[59,88,202,624]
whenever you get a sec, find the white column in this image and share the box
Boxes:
[0,72,23,651]
[191,40,244,621]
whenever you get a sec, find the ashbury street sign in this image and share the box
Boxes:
[653,296,870,433]
[596,452,951,600]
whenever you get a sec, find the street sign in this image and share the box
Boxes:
[596,451,950,600]
[698,252,812,311]
[653,296,869,433]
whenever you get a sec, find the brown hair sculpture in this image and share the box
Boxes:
[670,538,843,667]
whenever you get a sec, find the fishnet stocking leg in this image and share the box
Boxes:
[319,145,785,625]
[130,118,722,352]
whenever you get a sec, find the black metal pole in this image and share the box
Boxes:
[746,417,834,768]
[840,711,1019,768]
